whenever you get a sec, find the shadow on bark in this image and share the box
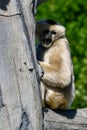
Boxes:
[0,0,10,11]
[43,108,77,119]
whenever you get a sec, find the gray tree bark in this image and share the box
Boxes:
[44,108,87,130]
[0,0,45,130]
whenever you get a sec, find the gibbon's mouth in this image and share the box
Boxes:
[43,38,52,44]
[46,39,52,43]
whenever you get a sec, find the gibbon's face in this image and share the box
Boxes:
[36,19,65,48]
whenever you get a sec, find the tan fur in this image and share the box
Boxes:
[45,88,68,109]
[36,20,75,109]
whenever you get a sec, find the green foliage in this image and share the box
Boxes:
[36,0,87,108]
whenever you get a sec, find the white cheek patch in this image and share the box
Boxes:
[50,25,65,38]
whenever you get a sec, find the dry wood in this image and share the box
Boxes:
[44,108,87,130]
[0,0,44,130]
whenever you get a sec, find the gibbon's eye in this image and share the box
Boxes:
[43,29,49,34]
[51,31,56,35]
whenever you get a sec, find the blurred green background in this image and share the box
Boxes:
[36,0,87,108]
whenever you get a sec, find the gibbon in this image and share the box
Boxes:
[36,19,75,109]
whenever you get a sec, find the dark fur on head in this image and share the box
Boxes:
[46,19,57,25]
[46,19,61,26]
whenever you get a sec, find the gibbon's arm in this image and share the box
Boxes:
[39,45,72,88]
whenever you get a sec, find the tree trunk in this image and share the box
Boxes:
[0,0,44,130]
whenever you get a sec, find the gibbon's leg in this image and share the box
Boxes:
[45,89,68,109]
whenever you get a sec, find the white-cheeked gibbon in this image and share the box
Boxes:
[36,19,75,109]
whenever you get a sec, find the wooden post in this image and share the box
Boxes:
[44,108,87,130]
[0,0,46,130]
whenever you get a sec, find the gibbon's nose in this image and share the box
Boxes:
[45,32,52,39]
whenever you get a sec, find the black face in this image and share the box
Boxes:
[43,29,52,44]
[40,29,57,48]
